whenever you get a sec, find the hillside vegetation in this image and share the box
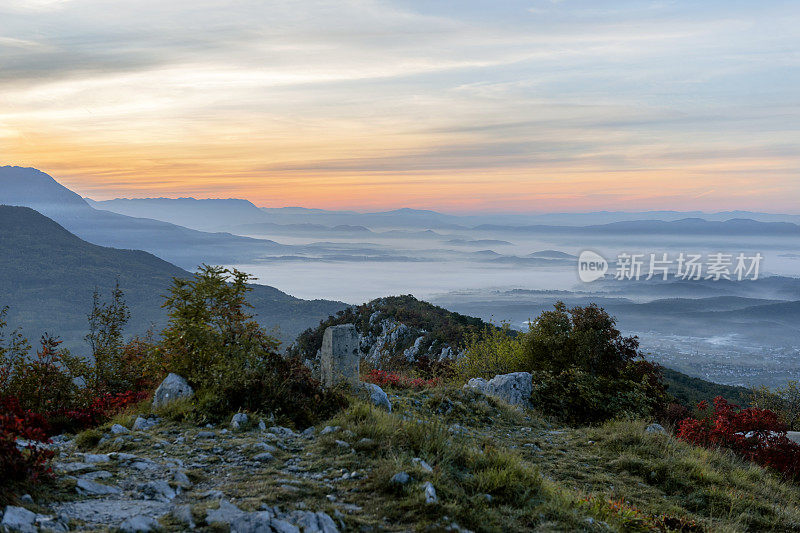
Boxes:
[0,205,345,350]
[2,259,798,531]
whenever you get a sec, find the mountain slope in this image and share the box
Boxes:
[0,166,286,268]
[0,206,345,352]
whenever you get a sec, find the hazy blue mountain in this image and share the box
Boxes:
[0,205,346,352]
[0,166,288,269]
[88,197,267,231]
[226,221,374,237]
[93,192,800,231]
[474,218,800,236]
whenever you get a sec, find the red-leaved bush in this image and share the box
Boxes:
[0,396,54,491]
[677,396,800,480]
[1,389,147,498]
[365,369,439,390]
[46,390,149,435]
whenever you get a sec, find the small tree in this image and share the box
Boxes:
[85,282,131,393]
[0,306,31,391]
[158,265,346,425]
[160,265,279,388]
[751,381,800,431]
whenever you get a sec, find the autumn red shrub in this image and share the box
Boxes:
[365,369,439,390]
[46,390,149,435]
[677,396,800,479]
[0,395,54,494]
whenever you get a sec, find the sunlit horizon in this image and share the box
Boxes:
[2,1,799,213]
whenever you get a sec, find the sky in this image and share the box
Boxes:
[1,0,799,213]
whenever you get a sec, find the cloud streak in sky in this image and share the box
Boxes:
[0,0,798,212]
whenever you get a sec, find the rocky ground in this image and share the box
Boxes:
[5,383,800,532]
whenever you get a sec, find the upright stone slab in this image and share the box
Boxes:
[320,324,360,387]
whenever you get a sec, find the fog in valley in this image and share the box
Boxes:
[88,196,800,388]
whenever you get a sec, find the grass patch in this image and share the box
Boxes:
[74,428,102,450]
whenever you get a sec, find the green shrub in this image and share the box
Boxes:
[158,265,347,426]
[457,323,526,380]
[458,302,669,424]
[530,368,662,425]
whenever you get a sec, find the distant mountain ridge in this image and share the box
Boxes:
[89,190,800,232]
[0,166,286,268]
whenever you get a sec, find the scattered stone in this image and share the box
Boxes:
[335,440,350,449]
[412,457,433,473]
[197,431,216,439]
[465,372,533,407]
[80,470,113,481]
[645,423,667,434]
[76,478,122,496]
[422,481,438,504]
[19,494,33,505]
[172,470,193,488]
[201,490,225,500]
[34,514,68,533]
[359,383,392,412]
[284,510,339,533]
[110,423,130,435]
[251,442,278,453]
[56,461,95,473]
[152,373,194,409]
[253,452,275,462]
[82,453,111,464]
[269,426,296,438]
[119,515,160,533]
[132,416,159,431]
[52,500,170,529]
[231,412,250,431]
[1,506,37,533]
[320,324,360,387]
[138,480,177,502]
[320,426,339,436]
[171,504,195,529]
[258,419,268,431]
[390,472,411,485]
[302,427,315,438]
[207,500,245,525]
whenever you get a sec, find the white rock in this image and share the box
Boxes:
[231,413,249,431]
[132,416,159,431]
[465,372,533,407]
[359,383,392,412]
[119,515,160,533]
[320,324,360,387]
[645,423,666,434]
[138,480,177,502]
[390,472,411,485]
[152,373,194,409]
[412,457,433,473]
[76,478,121,496]
[207,501,245,525]
[110,424,130,435]
[422,481,438,504]
[1,506,37,533]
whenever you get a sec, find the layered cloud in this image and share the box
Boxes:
[1,0,798,211]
